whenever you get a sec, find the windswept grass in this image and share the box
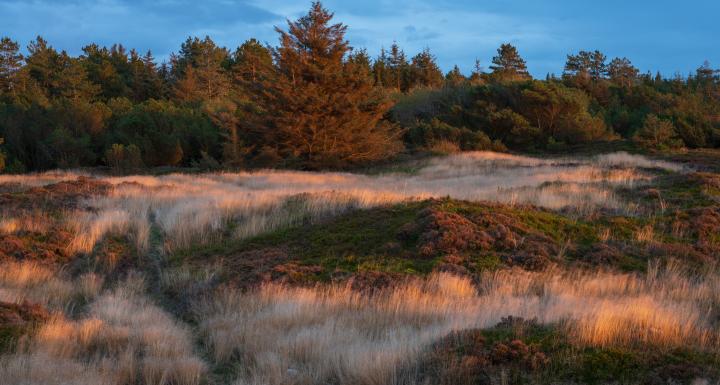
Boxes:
[8,151,676,255]
[0,275,206,385]
[197,261,719,385]
[0,261,103,310]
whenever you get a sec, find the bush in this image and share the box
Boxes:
[406,119,506,152]
[633,114,683,150]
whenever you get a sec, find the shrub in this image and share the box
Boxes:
[405,119,506,152]
[633,114,683,150]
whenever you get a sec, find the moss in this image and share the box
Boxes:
[573,348,646,383]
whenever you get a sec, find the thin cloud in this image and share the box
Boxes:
[0,0,718,76]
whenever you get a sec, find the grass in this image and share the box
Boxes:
[196,266,719,385]
[2,150,720,384]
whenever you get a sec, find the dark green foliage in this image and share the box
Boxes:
[0,3,719,172]
[633,114,682,150]
[0,137,5,172]
[405,118,505,152]
[489,43,531,82]
[105,143,144,174]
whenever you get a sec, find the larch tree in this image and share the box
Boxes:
[247,1,401,168]
[490,43,531,82]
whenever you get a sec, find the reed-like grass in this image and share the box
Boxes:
[0,275,206,385]
[0,261,103,310]
[197,261,718,385]
[39,151,675,255]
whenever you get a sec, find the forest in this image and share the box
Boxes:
[0,2,719,173]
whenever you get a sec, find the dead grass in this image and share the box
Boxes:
[1,151,673,255]
[0,261,102,310]
[0,275,206,385]
[197,262,718,385]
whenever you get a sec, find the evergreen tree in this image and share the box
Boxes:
[172,36,230,102]
[607,57,638,88]
[129,50,163,101]
[469,58,485,84]
[372,48,389,87]
[247,1,400,167]
[386,42,410,91]
[347,48,373,79]
[490,43,530,81]
[564,50,607,81]
[445,65,466,87]
[231,38,273,84]
[0,38,24,97]
[409,48,443,89]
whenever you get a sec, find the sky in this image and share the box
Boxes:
[1,0,718,78]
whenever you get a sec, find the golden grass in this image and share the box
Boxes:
[0,213,51,236]
[0,151,669,255]
[197,262,718,385]
[0,261,103,310]
[0,275,206,385]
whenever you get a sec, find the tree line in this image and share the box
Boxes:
[1,2,719,173]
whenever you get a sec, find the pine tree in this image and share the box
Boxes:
[232,38,273,84]
[172,36,230,102]
[347,48,372,79]
[607,57,638,88]
[0,37,24,96]
[247,1,400,168]
[564,50,607,81]
[445,65,465,87]
[372,48,389,87]
[490,43,530,81]
[469,58,485,84]
[409,48,443,89]
[386,42,409,91]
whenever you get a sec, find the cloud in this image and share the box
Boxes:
[0,0,282,59]
[1,0,718,76]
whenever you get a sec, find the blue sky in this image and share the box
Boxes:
[1,0,718,77]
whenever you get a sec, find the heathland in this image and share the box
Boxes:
[1,2,720,384]
[1,149,719,384]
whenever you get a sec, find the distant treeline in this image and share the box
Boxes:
[0,2,719,173]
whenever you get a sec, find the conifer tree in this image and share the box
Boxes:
[172,36,230,102]
[386,42,409,91]
[490,43,530,81]
[0,38,24,96]
[409,48,443,89]
[564,50,607,81]
[247,1,400,168]
[607,57,638,88]
[445,65,466,87]
[232,38,273,84]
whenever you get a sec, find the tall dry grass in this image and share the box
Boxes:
[197,262,718,385]
[31,151,677,255]
[0,213,52,236]
[0,261,103,310]
[0,275,206,385]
